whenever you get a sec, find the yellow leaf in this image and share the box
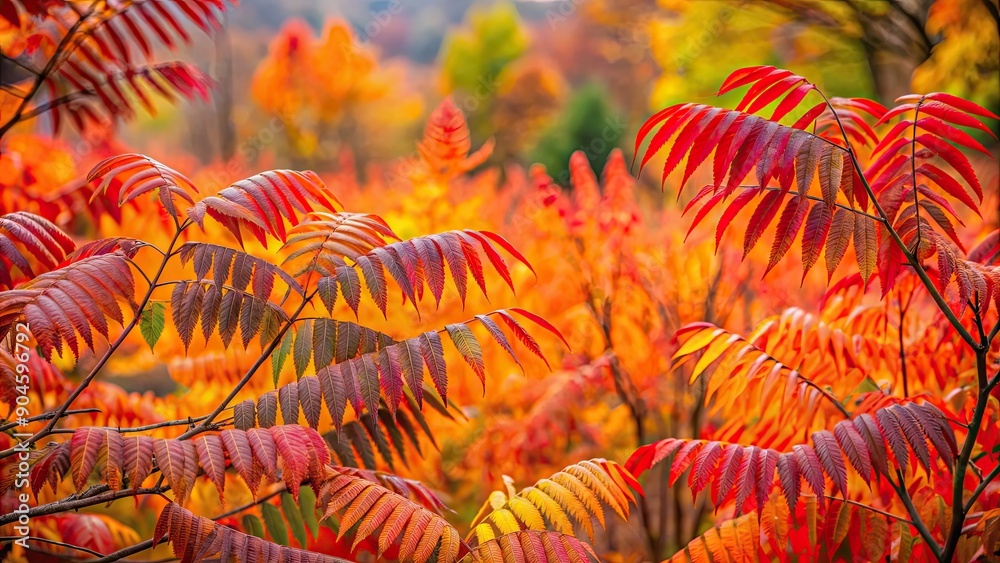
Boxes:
[690,333,740,384]
[675,328,725,360]
[487,508,521,534]
[507,497,545,530]
[473,522,497,545]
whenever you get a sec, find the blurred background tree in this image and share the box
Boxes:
[438,2,529,143]
[490,57,567,164]
[56,0,993,178]
[249,19,421,172]
[650,0,998,108]
[531,84,625,187]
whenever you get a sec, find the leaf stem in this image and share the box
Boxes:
[898,301,909,397]
[0,536,105,558]
[0,486,168,526]
[78,485,290,563]
[0,408,100,432]
[114,416,208,434]
[0,84,27,97]
[823,496,913,524]
[911,100,923,254]
[729,184,886,222]
[739,337,852,419]
[964,463,1000,513]
[941,347,990,562]
[888,469,942,559]
[1,53,40,74]
[987,318,1000,343]
[828,97,978,350]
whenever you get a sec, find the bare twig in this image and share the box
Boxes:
[0,408,101,432]
[114,416,208,434]
[0,487,168,526]
[0,536,105,558]
[822,497,913,524]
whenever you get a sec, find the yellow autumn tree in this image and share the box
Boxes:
[250,18,421,166]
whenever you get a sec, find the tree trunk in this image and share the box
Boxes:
[852,0,934,103]
[215,12,236,162]
[861,42,923,103]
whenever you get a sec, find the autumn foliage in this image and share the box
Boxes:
[1,2,999,563]
[627,65,999,562]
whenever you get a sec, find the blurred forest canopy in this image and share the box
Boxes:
[6,0,992,185]
[114,1,1000,172]
[1,0,999,561]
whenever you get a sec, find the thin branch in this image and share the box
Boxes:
[884,0,935,52]
[987,369,1000,394]
[0,408,101,432]
[0,486,167,526]
[1,84,27,97]
[114,416,209,434]
[911,100,923,254]
[822,496,913,524]
[123,256,152,286]
[759,0,841,28]
[941,348,992,562]
[1,53,41,74]
[213,485,286,520]
[78,540,165,563]
[972,297,989,389]
[888,470,943,559]
[17,90,94,123]
[727,334,852,419]
[964,463,1000,513]
[898,301,909,397]
[722,184,885,223]
[0,536,105,558]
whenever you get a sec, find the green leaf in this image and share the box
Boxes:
[281,492,308,548]
[445,323,485,386]
[242,514,265,539]
[298,484,320,540]
[261,502,289,546]
[849,376,880,398]
[259,307,283,348]
[139,302,166,351]
[272,331,293,387]
[322,516,339,534]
